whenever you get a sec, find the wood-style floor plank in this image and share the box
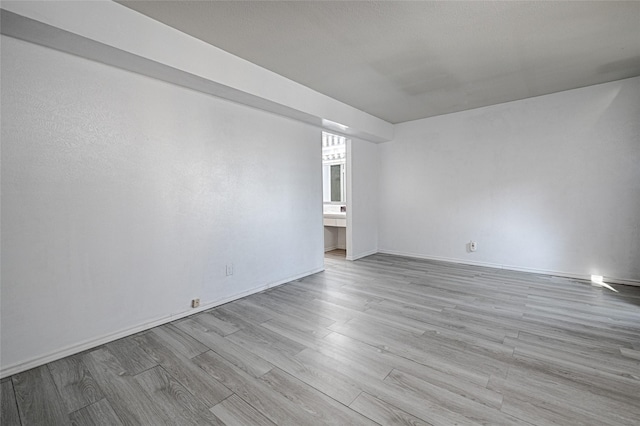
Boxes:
[104,335,157,376]
[174,318,274,378]
[193,350,353,426]
[385,369,530,426]
[47,354,104,413]
[12,365,69,425]
[4,252,640,425]
[150,324,210,359]
[258,367,377,425]
[493,364,639,425]
[82,348,168,426]
[225,322,307,359]
[134,366,225,425]
[1,379,21,426]
[350,391,433,426]
[69,399,123,426]
[133,332,232,407]
[191,311,241,337]
[209,394,276,426]
[620,347,640,361]
[322,331,503,410]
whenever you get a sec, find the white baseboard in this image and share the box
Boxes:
[324,245,338,252]
[0,266,324,379]
[377,249,640,287]
[347,248,378,261]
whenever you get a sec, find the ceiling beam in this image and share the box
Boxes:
[1,1,394,143]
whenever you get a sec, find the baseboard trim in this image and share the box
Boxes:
[377,249,640,287]
[347,248,378,261]
[0,266,324,379]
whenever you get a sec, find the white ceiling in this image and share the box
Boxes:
[117,1,640,124]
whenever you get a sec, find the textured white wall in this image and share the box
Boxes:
[324,227,336,251]
[323,226,345,251]
[379,77,640,283]
[1,36,324,374]
[348,138,380,260]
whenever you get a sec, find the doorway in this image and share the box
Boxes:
[322,131,349,260]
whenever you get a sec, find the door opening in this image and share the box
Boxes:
[322,131,349,260]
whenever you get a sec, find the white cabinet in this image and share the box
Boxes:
[323,218,336,227]
[323,218,346,227]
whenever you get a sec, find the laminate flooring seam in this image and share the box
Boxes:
[66,397,124,425]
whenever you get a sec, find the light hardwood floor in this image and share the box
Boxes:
[2,253,640,425]
[324,249,346,260]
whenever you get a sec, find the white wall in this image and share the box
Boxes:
[379,77,640,283]
[1,36,324,375]
[348,138,380,260]
[324,227,346,252]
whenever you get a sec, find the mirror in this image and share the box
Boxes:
[323,163,345,202]
[322,132,346,203]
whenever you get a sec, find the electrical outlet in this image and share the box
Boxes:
[226,264,234,276]
[469,241,477,252]
[191,298,200,308]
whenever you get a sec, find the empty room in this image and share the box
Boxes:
[1,1,639,425]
